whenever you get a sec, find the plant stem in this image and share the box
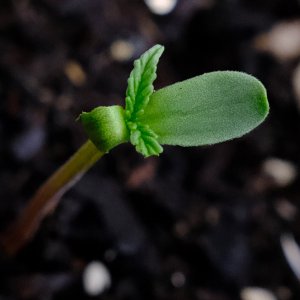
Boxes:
[1,140,104,255]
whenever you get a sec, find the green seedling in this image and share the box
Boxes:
[1,45,269,255]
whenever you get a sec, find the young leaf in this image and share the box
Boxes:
[125,44,164,119]
[140,71,269,147]
[125,44,164,157]
[80,46,269,158]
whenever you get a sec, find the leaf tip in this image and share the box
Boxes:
[257,82,269,120]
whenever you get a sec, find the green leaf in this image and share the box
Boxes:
[80,45,269,158]
[125,44,164,157]
[139,71,269,147]
[125,44,164,119]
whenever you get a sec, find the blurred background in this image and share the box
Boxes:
[1,0,300,299]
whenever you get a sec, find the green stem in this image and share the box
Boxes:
[1,140,104,255]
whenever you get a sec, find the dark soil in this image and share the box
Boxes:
[1,0,300,299]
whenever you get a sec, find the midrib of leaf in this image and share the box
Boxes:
[134,52,157,115]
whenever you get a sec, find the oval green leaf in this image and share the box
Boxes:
[140,71,269,146]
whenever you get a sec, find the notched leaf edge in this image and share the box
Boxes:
[125,44,164,157]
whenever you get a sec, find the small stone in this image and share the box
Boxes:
[262,158,297,187]
[64,60,86,86]
[83,261,111,296]
[144,0,177,15]
[241,287,277,300]
[254,20,300,61]
[280,234,300,280]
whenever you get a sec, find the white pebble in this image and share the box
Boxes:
[262,158,297,187]
[241,287,277,300]
[144,0,177,15]
[83,261,111,296]
[280,234,300,281]
[254,20,300,61]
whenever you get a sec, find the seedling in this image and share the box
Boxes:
[1,45,269,254]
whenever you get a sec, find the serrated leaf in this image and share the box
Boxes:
[140,71,269,147]
[125,44,164,120]
[124,44,164,157]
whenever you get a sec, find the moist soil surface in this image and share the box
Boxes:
[1,1,300,299]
